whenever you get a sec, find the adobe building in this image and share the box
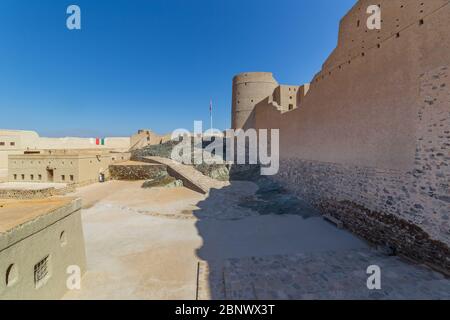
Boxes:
[0,198,86,299]
[8,150,130,185]
[0,129,131,171]
[231,72,309,130]
[231,0,450,272]
[129,129,171,150]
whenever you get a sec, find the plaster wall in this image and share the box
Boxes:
[0,130,131,170]
[231,72,279,130]
[8,152,130,185]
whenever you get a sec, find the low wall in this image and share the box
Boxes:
[109,162,168,180]
[0,185,75,200]
[273,157,450,274]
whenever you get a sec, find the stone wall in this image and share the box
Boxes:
[109,163,168,180]
[273,156,449,273]
[0,185,75,200]
[271,65,449,272]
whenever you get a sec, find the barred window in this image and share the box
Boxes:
[34,256,50,288]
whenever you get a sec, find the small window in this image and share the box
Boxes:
[10,142,15,146]
[34,256,50,288]
[6,264,18,287]
[38,174,42,180]
[21,174,25,180]
[288,104,294,111]
[70,175,74,181]
[0,142,5,146]
[30,174,34,180]
[13,174,17,180]
[60,231,67,247]
[61,175,65,181]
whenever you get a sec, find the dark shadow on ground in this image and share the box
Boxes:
[192,166,369,299]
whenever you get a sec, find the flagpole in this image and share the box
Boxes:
[210,99,213,132]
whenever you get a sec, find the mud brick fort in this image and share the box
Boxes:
[231,0,450,272]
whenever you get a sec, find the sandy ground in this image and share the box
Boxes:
[63,180,367,300]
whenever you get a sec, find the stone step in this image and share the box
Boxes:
[241,265,446,298]
[197,260,226,300]
[221,249,449,300]
[224,248,399,276]
[286,279,450,300]
[197,249,450,300]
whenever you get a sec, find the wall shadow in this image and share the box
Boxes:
[191,166,331,299]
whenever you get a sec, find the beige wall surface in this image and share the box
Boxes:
[255,0,450,171]
[8,152,130,184]
[232,72,279,130]
[0,130,131,170]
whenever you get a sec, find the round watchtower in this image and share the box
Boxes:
[231,72,278,130]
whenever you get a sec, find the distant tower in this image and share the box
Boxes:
[231,72,278,130]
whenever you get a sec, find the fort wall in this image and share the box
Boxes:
[231,72,279,130]
[237,0,450,271]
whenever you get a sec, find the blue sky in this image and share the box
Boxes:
[0,0,356,137]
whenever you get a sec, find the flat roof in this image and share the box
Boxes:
[0,198,78,233]
[9,153,116,160]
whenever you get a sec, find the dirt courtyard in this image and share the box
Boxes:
[63,180,367,300]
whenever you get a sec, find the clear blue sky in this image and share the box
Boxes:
[0,0,356,137]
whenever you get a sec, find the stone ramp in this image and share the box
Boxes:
[197,248,450,300]
[139,156,228,194]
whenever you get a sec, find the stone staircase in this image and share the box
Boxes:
[197,248,450,300]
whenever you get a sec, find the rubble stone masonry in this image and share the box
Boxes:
[273,66,450,273]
